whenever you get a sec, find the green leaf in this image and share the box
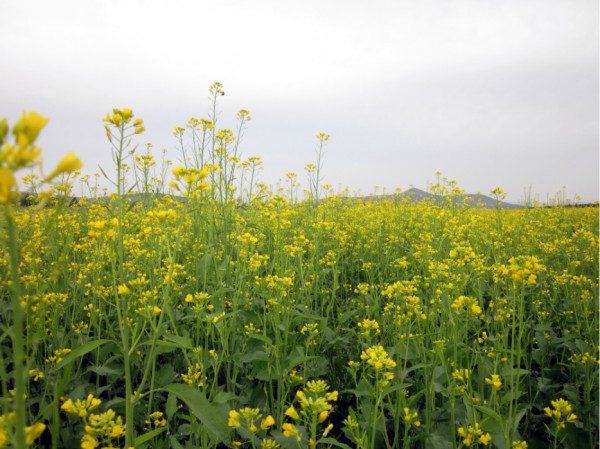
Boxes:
[474,405,505,430]
[240,350,269,364]
[213,391,236,403]
[166,393,178,420]
[285,355,317,371]
[501,366,531,377]
[155,363,177,387]
[319,437,354,449]
[382,382,413,397]
[248,332,273,346]
[169,436,186,449]
[339,308,358,324]
[97,165,112,183]
[161,333,193,349]
[51,339,110,372]
[511,404,530,438]
[426,434,454,449]
[164,383,231,445]
[86,365,122,377]
[132,427,166,447]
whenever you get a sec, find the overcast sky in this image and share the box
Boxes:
[2,0,598,203]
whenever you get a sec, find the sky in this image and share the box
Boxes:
[2,0,598,204]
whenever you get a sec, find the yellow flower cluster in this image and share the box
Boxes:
[228,407,276,448]
[544,398,577,428]
[485,374,502,391]
[452,369,470,394]
[357,318,381,336]
[0,412,46,447]
[180,363,206,388]
[169,165,210,195]
[186,117,215,132]
[495,256,545,286]
[61,395,126,449]
[283,380,338,443]
[457,422,492,446]
[88,218,119,240]
[403,407,421,427]
[102,108,145,134]
[145,411,166,428]
[360,345,396,372]
[228,408,274,433]
[0,111,82,204]
[147,209,177,222]
[45,348,72,365]
[451,295,483,318]
[61,394,102,418]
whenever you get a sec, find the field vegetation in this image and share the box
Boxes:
[0,83,598,449]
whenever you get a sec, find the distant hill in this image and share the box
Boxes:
[365,188,524,210]
[19,189,524,210]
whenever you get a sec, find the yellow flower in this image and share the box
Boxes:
[260,415,275,429]
[117,285,130,295]
[46,153,83,181]
[360,345,396,370]
[112,113,122,127]
[25,422,46,445]
[109,423,126,438]
[478,433,492,445]
[282,423,299,438]
[260,439,280,449]
[325,390,338,401]
[0,118,8,145]
[228,410,241,428]
[485,374,502,391]
[61,398,76,414]
[0,168,17,204]
[81,434,99,449]
[544,398,578,430]
[285,406,299,420]
[61,394,102,417]
[12,111,49,147]
[122,109,133,121]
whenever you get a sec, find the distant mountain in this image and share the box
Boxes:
[365,188,524,210]
[19,189,524,210]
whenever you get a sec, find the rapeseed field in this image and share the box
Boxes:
[0,84,597,449]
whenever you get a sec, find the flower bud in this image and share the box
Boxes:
[12,111,49,147]
[0,167,17,204]
[0,118,8,145]
[46,153,83,181]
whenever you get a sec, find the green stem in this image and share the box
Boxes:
[6,206,26,449]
